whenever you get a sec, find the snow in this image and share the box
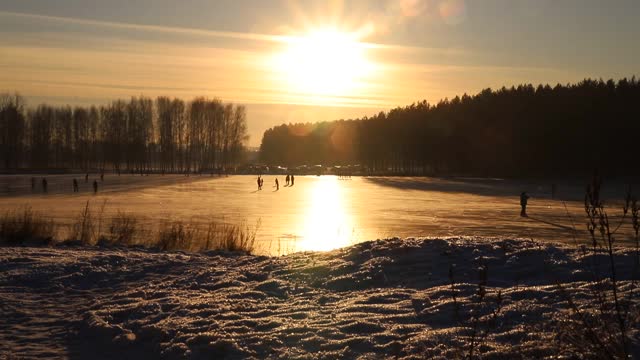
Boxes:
[1,238,638,358]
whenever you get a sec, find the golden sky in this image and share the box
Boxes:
[1,0,638,145]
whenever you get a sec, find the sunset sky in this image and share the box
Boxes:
[1,0,639,145]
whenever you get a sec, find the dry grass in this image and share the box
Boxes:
[0,201,259,254]
[0,207,56,245]
[201,219,260,253]
[106,211,138,246]
[156,219,260,254]
[157,221,194,251]
[553,178,640,358]
[69,201,96,245]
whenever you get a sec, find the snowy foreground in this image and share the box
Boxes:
[1,238,638,359]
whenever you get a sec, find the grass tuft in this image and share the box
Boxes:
[106,211,138,246]
[0,207,56,245]
[69,201,96,245]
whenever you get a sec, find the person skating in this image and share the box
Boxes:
[285,174,290,186]
[93,180,98,194]
[275,178,279,191]
[73,178,79,193]
[520,191,530,217]
[42,178,47,193]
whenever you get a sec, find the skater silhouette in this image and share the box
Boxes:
[73,178,79,193]
[290,174,294,186]
[275,178,279,191]
[93,180,98,194]
[42,178,47,193]
[520,192,530,217]
[285,174,290,186]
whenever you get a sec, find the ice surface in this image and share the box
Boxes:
[0,174,636,255]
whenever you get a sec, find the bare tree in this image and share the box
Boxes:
[0,93,26,169]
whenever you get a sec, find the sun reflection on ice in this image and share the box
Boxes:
[297,176,355,252]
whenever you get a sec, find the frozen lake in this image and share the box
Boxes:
[0,174,634,254]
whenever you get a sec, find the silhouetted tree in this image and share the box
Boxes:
[0,94,248,172]
[260,77,640,177]
[0,93,26,169]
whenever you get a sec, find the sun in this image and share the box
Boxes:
[273,28,373,100]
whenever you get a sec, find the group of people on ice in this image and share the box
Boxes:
[256,174,295,191]
[31,171,104,195]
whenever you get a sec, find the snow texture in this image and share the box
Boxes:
[1,238,639,359]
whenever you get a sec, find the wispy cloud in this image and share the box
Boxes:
[0,10,289,43]
[0,9,569,111]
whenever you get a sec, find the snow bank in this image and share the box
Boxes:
[1,237,638,358]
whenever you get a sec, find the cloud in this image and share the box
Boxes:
[0,10,288,44]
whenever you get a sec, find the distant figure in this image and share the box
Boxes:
[100,171,104,182]
[275,178,279,191]
[93,180,98,194]
[42,178,48,193]
[31,177,36,191]
[257,176,261,190]
[85,173,89,183]
[520,192,530,217]
[551,183,557,200]
[73,178,79,193]
[285,174,290,186]
[291,174,295,186]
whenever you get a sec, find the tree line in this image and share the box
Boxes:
[0,94,249,173]
[260,78,640,177]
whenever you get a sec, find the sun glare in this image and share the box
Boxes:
[297,176,355,252]
[273,28,374,101]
